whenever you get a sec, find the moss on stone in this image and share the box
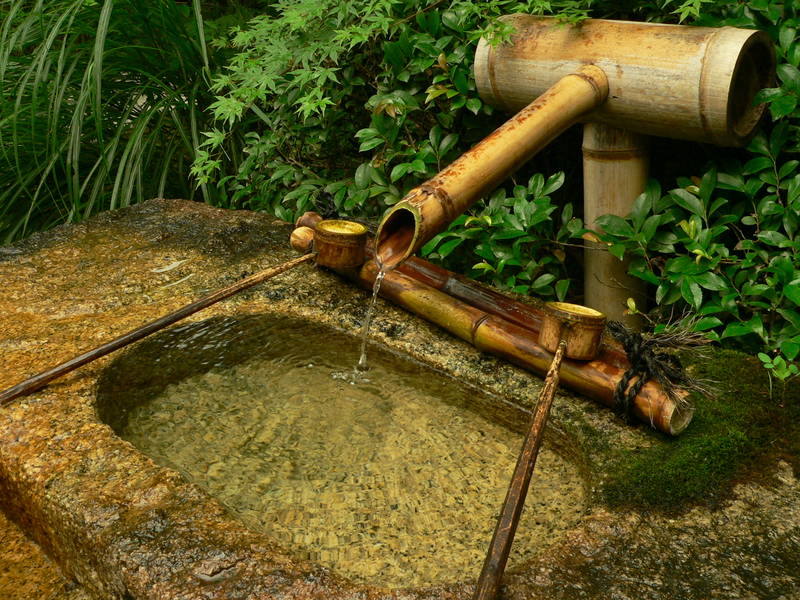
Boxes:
[600,348,800,510]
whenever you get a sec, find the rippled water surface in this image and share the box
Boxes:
[100,315,586,587]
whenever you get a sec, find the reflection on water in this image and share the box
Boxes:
[101,316,586,588]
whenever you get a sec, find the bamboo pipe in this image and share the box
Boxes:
[583,122,649,327]
[473,339,567,600]
[0,253,316,405]
[374,65,609,269]
[475,15,775,146]
[351,259,692,435]
[293,215,631,369]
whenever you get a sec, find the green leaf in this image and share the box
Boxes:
[390,163,410,182]
[531,273,556,290]
[629,191,651,229]
[778,63,800,90]
[609,243,626,260]
[555,279,569,302]
[669,188,705,217]
[354,163,371,189]
[786,280,800,306]
[695,271,729,291]
[681,278,703,309]
[747,133,770,156]
[721,322,758,339]
[757,230,790,246]
[438,133,459,156]
[466,97,481,114]
[542,172,565,196]
[770,94,798,119]
[779,25,797,51]
[359,137,384,152]
[437,236,465,258]
[781,341,800,361]
[694,316,723,331]
[595,214,634,237]
[355,128,380,139]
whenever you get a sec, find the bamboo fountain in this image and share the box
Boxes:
[377,16,774,323]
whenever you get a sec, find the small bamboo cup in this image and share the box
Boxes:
[539,302,606,361]
[313,220,368,269]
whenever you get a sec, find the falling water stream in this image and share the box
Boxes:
[356,266,386,371]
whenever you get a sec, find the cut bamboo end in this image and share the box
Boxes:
[374,199,421,270]
[290,226,315,254]
[314,220,368,269]
[295,211,323,229]
[635,383,694,436]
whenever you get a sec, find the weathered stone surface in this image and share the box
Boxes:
[0,199,797,599]
[0,509,91,599]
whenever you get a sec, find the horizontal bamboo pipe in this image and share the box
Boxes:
[293,216,630,368]
[387,246,631,369]
[350,259,692,435]
[374,65,609,269]
[475,15,775,146]
[0,253,316,405]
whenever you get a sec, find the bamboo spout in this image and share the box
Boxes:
[375,65,609,269]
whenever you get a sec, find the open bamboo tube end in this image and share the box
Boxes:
[637,383,694,436]
[374,199,421,270]
[375,64,609,270]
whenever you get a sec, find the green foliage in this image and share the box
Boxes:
[0,0,254,242]
[191,0,800,381]
[422,172,581,300]
[592,1,800,388]
[193,0,713,222]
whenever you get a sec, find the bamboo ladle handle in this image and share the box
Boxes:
[472,338,567,600]
[0,253,315,406]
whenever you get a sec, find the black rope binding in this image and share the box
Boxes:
[606,321,704,423]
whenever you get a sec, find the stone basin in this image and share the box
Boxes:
[0,199,798,599]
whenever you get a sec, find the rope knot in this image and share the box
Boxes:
[606,321,706,423]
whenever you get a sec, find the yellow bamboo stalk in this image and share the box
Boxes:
[475,15,774,146]
[582,122,649,327]
[375,65,609,269]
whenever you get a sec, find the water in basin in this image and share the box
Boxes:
[97,315,586,588]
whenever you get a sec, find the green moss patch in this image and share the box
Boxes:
[600,348,800,510]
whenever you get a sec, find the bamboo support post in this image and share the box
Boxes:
[0,253,316,405]
[583,123,649,327]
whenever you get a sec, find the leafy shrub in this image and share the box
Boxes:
[0,0,254,243]
[592,2,800,392]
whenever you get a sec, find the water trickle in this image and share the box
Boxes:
[356,266,386,372]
